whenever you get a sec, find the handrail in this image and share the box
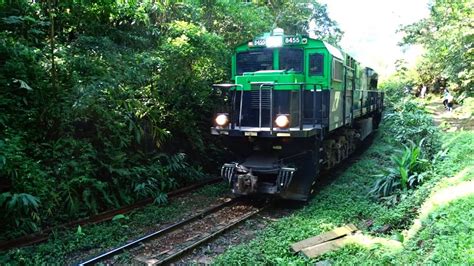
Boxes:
[270,84,273,134]
[239,85,244,130]
[313,84,316,127]
[299,84,303,130]
[247,82,325,132]
[212,84,243,130]
[258,83,264,129]
[249,82,324,89]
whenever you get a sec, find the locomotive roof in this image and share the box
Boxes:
[234,32,377,74]
[235,35,343,60]
[321,41,343,60]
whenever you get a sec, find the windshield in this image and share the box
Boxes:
[236,49,273,75]
[279,48,303,72]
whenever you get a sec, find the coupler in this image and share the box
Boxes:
[221,163,296,196]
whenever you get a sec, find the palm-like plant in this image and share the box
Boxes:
[370,139,430,201]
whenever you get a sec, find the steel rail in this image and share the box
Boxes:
[0,177,222,251]
[156,202,269,265]
[78,198,241,266]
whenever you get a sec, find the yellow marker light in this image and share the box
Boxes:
[215,114,229,126]
[275,114,290,128]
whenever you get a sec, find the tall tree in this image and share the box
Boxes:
[254,0,343,44]
[401,0,473,93]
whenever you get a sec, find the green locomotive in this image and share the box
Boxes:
[212,28,383,201]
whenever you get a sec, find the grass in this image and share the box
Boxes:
[0,182,228,264]
[398,194,474,264]
[214,125,474,264]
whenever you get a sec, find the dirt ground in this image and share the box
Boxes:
[424,96,474,131]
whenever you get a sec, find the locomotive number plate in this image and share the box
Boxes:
[253,38,266,46]
[284,36,301,45]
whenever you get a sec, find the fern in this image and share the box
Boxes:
[0,192,41,230]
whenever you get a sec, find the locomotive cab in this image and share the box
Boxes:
[212,29,384,201]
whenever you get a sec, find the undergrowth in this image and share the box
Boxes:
[0,182,228,264]
[214,103,474,264]
[396,194,474,264]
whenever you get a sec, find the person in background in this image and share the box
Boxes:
[420,85,427,98]
[404,86,410,94]
[443,88,454,111]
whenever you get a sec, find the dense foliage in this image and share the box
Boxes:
[0,1,341,239]
[383,99,440,156]
[371,75,443,204]
[400,0,473,94]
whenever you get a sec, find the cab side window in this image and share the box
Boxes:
[309,53,324,76]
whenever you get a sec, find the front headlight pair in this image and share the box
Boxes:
[214,113,290,128]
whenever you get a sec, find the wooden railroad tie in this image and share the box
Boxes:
[290,224,402,259]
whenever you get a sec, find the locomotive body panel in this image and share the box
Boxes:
[329,90,344,131]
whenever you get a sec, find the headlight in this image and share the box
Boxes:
[215,113,229,127]
[275,114,290,128]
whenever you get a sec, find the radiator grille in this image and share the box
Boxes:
[250,89,271,109]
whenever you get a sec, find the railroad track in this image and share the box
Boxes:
[77,136,374,265]
[79,197,269,265]
[0,177,221,251]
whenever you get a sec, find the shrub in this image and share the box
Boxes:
[383,99,441,158]
[0,3,223,238]
[369,139,432,205]
[0,192,40,233]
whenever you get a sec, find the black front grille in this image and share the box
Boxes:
[250,88,271,109]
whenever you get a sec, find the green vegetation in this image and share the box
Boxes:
[401,0,473,94]
[0,182,228,264]
[385,0,473,104]
[368,98,443,205]
[369,138,431,201]
[0,1,341,239]
[1,0,471,264]
[384,99,441,156]
[215,97,474,264]
[399,195,474,264]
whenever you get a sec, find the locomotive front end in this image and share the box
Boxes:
[211,30,328,200]
[211,70,325,200]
